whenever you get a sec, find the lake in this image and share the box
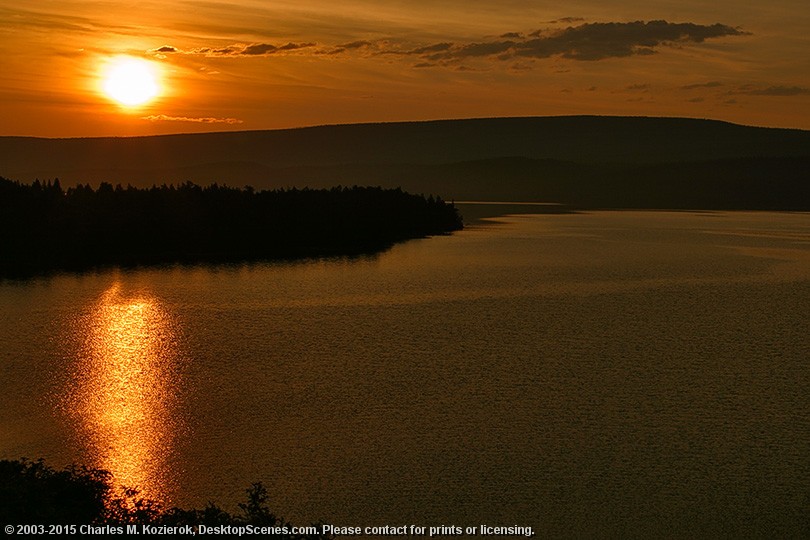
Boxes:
[1,209,808,537]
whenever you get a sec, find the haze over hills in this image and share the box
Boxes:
[1,116,809,208]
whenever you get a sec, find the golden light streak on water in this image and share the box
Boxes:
[66,283,183,503]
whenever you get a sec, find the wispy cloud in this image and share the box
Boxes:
[0,5,141,35]
[680,81,723,90]
[550,17,586,24]
[155,42,317,57]
[141,115,243,124]
[407,42,454,55]
[150,20,746,66]
[338,40,373,50]
[740,85,810,96]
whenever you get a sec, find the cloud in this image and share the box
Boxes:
[279,42,311,51]
[322,40,455,58]
[155,20,745,67]
[449,40,514,58]
[550,17,586,24]
[240,42,315,55]
[681,81,723,89]
[141,115,243,124]
[741,85,810,96]
[0,5,140,35]
[407,42,454,55]
[242,43,279,55]
[338,40,372,49]
[149,45,178,58]
[190,42,316,56]
[509,62,534,72]
[424,20,746,62]
[322,40,378,56]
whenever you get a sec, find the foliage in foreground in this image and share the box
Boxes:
[0,458,331,538]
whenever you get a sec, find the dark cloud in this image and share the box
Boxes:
[339,40,372,49]
[280,42,314,51]
[551,17,585,24]
[742,85,810,96]
[168,20,744,67]
[241,42,314,55]
[323,41,372,55]
[191,42,315,56]
[408,42,454,55]
[194,46,239,55]
[428,20,746,62]
[242,43,277,55]
[626,83,650,91]
[451,40,515,58]
[154,45,177,53]
[681,81,723,89]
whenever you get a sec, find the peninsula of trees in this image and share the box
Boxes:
[0,179,462,277]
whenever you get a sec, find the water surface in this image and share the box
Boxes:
[1,211,808,536]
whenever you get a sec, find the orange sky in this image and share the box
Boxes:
[1,0,809,137]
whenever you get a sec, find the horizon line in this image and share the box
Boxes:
[2,114,808,141]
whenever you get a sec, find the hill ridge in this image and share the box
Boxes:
[3,115,808,143]
[1,116,808,206]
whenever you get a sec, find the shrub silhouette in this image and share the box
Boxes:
[0,458,331,538]
[0,458,110,524]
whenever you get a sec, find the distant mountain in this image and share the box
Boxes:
[1,116,809,208]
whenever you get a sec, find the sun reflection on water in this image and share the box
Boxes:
[66,283,184,503]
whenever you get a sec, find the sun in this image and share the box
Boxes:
[101,57,161,107]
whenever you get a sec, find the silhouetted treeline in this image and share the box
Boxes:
[0,458,331,538]
[0,179,462,277]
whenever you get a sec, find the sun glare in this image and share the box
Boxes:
[101,57,160,107]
